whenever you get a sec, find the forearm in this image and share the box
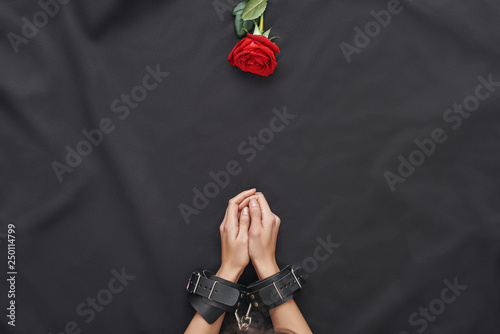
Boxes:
[185,312,225,334]
[269,299,312,334]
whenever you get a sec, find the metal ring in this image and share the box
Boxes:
[192,273,201,294]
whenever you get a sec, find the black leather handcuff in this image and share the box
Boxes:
[186,270,247,324]
[186,265,306,330]
[246,265,305,313]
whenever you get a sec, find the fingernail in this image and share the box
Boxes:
[242,207,249,215]
[250,199,258,207]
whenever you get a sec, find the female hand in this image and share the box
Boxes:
[244,193,281,280]
[216,188,256,283]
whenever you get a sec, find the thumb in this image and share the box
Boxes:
[248,198,262,228]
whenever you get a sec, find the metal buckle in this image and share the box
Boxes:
[187,272,201,294]
[291,267,302,289]
[207,281,218,301]
[273,282,283,300]
[235,304,252,331]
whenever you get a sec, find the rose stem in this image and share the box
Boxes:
[259,13,264,32]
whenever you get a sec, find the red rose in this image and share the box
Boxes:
[228,34,280,77]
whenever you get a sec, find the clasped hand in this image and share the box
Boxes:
[216,189,281,283]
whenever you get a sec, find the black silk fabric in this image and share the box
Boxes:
[1,0,500,333]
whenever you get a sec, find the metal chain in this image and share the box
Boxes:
[235,303,252,331]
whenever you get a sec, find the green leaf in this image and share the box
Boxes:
[232,1,247,15]
[234,15,254,38]
[269,36,280,41]
[242,0,267,21]
[233,1,254,38]
[242,20,254,36]
[263,28,272,38]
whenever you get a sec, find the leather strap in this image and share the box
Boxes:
[246,265,305,312]
[186,270,247,324]
[186,271,241,307]
[186,265,306,324]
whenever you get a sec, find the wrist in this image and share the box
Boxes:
[253,261,279,280]
[216,266,243,283]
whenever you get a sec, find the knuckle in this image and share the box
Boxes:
[266,216,276,225]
